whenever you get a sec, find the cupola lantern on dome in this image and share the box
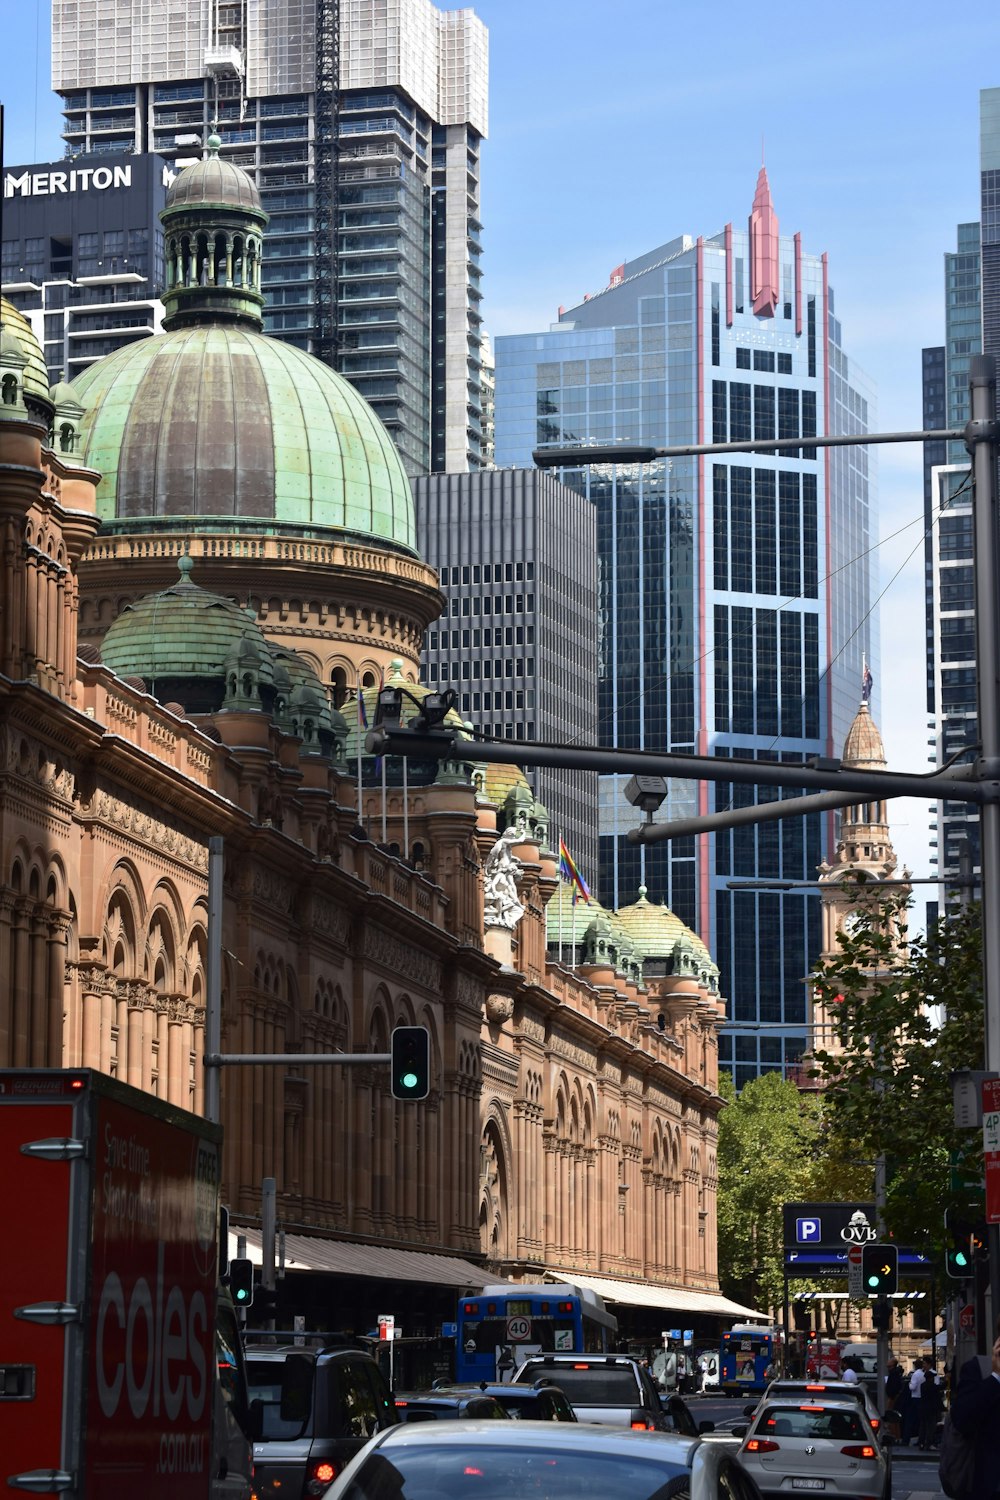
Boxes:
[160,135,269,331]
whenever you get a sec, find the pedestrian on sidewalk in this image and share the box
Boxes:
[902,1359,925,1446]
[918,1360,943,1449]
[949,1334,1000,1499]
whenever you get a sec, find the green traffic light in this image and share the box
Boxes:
[401,1071,418,1090]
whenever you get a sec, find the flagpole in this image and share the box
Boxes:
[381,754,388,846]
[559,880,564,965]
[402,751,409,863]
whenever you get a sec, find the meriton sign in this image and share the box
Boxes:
[4,165,133,198]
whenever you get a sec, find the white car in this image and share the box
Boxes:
[323,1418,766,1500]
[745,1380,886,1441]
[737,1397,890,1500]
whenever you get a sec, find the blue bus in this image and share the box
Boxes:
[719,1324,783,1395]
[455,1282,618,1383]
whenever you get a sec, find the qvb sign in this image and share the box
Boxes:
[783,1202,877,1251]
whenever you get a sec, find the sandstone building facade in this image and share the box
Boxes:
[0,141,748,1337]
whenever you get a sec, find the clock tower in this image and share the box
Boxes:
[812,678,910,1053]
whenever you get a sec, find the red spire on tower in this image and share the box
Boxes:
[749,165,780,318]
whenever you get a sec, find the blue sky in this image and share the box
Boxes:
[4,0,1000,889]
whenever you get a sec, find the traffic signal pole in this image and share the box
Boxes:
[969,357,1000,1338]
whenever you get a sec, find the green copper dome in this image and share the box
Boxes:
[166,136,263,213]
[101,556,269,692]
[1,297,51,408]
[68,325,415,548]
[66,140,415,553]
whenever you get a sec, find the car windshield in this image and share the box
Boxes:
[519,1368,637,1404]
[758,1406,867,1441]
[339,1445,689,1500]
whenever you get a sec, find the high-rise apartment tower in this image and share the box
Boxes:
[494,170,879,1087]
[51,0,488,476]
[922,223,982,898]
[415,469,600,878]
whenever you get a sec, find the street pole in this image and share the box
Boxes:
[205,835,224,1125]
[970,355,1000,1341]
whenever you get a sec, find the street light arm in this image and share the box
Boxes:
[532,427,965,468]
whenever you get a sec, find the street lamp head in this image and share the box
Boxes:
[532,443,660,468]
[624,774,668,814]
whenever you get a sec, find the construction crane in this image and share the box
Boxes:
[313,0,339,367]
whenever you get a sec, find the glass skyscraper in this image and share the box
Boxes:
[494,171,878,1086]
[922,223,981,898]
[50,0,488,477]
[922,87,1000,903]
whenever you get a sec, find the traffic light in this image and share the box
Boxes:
[971,1219,990,1264]
[229,1256,255,1307]
[861,1242,898,1296]
[945,1208,974,1280]
[871,1299,893,1331]
[390,1025,430,1100]
[253,1286,279,1319]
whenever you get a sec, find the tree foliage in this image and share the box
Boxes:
[810,891,985,1260]
[716,1071,821,1313]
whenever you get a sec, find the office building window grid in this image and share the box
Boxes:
[495,208,876,1082]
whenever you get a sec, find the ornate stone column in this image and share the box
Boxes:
[45,913,69,1066]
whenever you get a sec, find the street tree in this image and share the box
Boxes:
[810,890,985,1258]
[717,1070,821,1313]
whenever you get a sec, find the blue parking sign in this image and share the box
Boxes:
[796,1216,822,1243]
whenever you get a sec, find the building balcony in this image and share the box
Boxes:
[75,271,146,286]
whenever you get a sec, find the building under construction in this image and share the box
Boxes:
[51,0,489,476]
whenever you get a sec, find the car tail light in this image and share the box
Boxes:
[869,1417,880,1431]
[745,1439,780,1453]
[841,1445,876,1460]
[631,1419,653,1430]
[305,1460,341,1495]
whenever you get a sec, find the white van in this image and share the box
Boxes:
[844,1342,893,1377]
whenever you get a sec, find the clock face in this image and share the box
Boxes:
[841,911,863,936]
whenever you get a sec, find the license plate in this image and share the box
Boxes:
[791,1482,825,1491]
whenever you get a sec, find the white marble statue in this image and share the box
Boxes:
[483,826,525,930]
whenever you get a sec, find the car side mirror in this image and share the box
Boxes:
[731,1424,748,1439]
[743,1404,756,1417]
[698,1419,715,1434]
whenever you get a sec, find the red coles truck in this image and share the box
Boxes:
[0,1069,254,1500]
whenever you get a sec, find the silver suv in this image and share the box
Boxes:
[510,1353,710,1436]
[247,1342,399,1499]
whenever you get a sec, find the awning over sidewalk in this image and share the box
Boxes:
[548,1268,767,1322]
[229,1227,492,1289]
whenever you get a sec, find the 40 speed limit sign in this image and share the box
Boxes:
[506,1315,532,1340]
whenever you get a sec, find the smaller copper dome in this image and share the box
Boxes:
[165,136,263,213]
